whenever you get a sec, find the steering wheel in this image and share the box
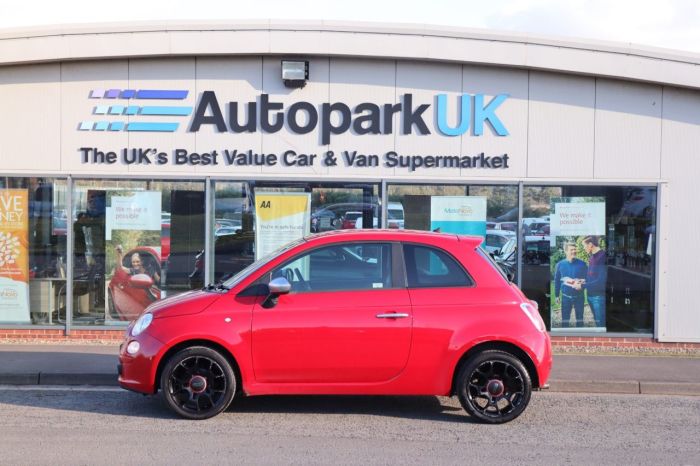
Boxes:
[294,267,311,291]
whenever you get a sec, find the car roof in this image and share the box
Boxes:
[303,228,483,248]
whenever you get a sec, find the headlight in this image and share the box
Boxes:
[131,313,153,337]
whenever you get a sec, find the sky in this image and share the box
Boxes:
[1,0,699,54]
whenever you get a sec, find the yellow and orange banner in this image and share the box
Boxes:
[0,189,30,323]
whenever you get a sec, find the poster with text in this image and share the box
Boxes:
[0,189,30,323]
[550,197,607,332]
[105,191,162,321]
[255,192,311,260]
[430,196,487,237]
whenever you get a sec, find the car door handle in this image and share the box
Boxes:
[375,313,410,319]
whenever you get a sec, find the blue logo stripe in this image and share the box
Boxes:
[127,122,179,132]
[136,90,189,99]
[140,106,193,116]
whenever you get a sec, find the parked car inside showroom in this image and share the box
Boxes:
[118,230,551,424]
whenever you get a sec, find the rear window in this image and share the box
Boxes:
[403,244,473,288]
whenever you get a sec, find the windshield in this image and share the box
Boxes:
[222,237,306,289]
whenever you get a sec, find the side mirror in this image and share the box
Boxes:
[262,277,291,308]
[129,273,154,289]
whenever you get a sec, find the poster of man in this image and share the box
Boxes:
[550,197,607,331]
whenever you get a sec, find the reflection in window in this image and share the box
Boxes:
[271,243,392,293]
[521,186,656,333]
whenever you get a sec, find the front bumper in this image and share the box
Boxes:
[118,331,164,395]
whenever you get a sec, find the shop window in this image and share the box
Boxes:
[521,185,656,333]
[0,177,67,326]
[71,179,204,325]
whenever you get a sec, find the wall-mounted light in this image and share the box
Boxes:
[281,60,309,88]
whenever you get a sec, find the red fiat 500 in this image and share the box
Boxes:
[118,230,551,423]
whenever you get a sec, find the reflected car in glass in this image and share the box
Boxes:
[118,230,551,424]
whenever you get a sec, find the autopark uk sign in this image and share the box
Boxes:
[78,89,511,172]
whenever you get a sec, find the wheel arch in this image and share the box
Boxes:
[450,340,540,395]
[154,339,244,395]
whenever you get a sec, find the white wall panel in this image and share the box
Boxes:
[194,57,263,176]
[528,72,595,179]
[127,58,196,175]
[327,58,396,177]
[60,61,129,175]
[0,64,61,172]
[594,80,662,180]
[260,56,330,176]
[658,87,700,342]
[461,65,528,178]
[394,61,462,178]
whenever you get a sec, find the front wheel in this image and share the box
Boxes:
[160,346,236,420]
[456,350,532,424]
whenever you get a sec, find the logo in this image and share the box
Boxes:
[79,89,192,132]
[80,89,509,140]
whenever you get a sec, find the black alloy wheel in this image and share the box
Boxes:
[457,350,532,424]
[160,346,236,420]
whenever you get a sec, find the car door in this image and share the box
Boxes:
[251,242,412,384]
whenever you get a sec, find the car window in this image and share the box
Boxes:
[403,244,473,288]
[270,243,392,293]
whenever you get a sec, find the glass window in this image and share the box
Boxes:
[270,243,392,293]
[521,185,656,333]
[211,181,381,287]
[72,179,205,325]
[403,244,472,288]
[0,177,67,326]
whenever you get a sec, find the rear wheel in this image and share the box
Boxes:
[160,346,236,420]
[456,350,532,424]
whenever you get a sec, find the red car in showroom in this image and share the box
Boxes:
[118,230,551,423]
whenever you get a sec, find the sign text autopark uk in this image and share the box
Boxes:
[79,90,510,172]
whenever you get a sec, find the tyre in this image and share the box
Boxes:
[456,350,532,424]
[160,346,236,420]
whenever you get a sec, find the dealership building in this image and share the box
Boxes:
[0,21,698,346]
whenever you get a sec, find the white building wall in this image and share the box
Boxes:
[526,72,595,179]
[659,87,700,342]
[593,79,662,180]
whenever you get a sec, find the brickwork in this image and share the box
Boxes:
[550,336,700,350]
[0,329,123,342]
[1,329,699,349]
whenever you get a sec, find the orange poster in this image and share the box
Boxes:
[0,189,30,323]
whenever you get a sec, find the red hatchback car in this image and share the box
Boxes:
[118,230,551,423]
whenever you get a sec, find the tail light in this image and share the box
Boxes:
[520,301,546,332]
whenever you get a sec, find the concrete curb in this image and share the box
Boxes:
[0,373,117,386]
[547,379,700,396]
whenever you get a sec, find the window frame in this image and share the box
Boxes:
[400,242,475,289]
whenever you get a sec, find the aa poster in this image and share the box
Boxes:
[430,196,487,236]
[550,197,607,332]
[0,189,30,323]
[255,192,311,260]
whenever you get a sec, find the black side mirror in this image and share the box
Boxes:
[262,277,291,308]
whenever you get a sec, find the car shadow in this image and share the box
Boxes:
[0,386,474,423]
[228,394,473,423]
